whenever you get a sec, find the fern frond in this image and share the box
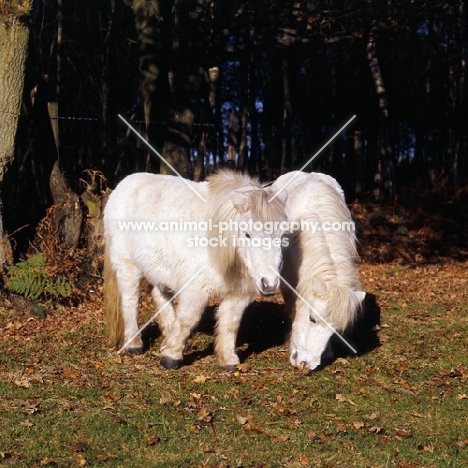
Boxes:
[6,253,75,300]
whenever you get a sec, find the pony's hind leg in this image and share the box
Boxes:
[116,261,144,354]
[215,295,252,371]
[159,293,208,369]
[151,286,176,339]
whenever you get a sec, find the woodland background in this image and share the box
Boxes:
[0,0,467,263]
[1,4,468,465]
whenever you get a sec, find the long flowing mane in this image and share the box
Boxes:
[286,177,361,331]
[206,170,286,276]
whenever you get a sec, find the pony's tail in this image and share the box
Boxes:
[103,241,124,349]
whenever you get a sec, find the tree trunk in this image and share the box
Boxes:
[47,103,83,249]
[49,161,83,249]
[193,131,205,182]
[160,104,194,177]
[0,1,34,266]
[227,112,237,169]
[281,58,292,173]
[354,130,363,202]
[247,53,259,174]
[133,0,162,172]
[158,2,202,178]
[238,60,248,172]
[366,31,395,203]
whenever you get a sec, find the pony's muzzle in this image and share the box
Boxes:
[260,276,280,296]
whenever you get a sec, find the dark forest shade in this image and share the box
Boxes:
[5,0,468,238]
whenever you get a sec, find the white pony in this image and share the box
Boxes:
[272,171,366,371]
[104,170,287,370]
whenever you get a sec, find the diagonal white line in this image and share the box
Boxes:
[118,114,207,203]
[118,266,206,354]
[268,114,356,202]
[271,267,358,354]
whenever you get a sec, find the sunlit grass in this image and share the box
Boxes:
[1,262,468,467]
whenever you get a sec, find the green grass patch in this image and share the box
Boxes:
[1,263,468,467]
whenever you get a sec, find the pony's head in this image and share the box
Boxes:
[230,187,287,295]
[207,170,287,296]
[289,283,366,371]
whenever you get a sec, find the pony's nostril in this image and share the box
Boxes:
[261,277,278,294]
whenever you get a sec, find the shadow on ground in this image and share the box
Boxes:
[330,292,381,360]
[140,292,381,370]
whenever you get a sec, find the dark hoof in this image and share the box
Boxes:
[221,364,239,372]
[160,356,182,369]
[127,347,144,355]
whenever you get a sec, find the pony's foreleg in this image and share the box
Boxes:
[116,263,143,354]
[159,293,207,369]
[215,295,252,371]
[151,286,176,339]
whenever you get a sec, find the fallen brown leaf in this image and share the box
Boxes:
[40,458,59,466]
[71,442,89,453]
[109,414,127,424]
[369,426,384,434]
[336,423,347,433]
[96,453,117,463]
[198,406,212,422]
[76,454,87,466]
[335,393,357,406]
[417,442,433,452]
[14,379,30,388]
[19,419,34,427]
[236,415,248,425]
[236,363,250,373]
[455,439,468,448]
[394,427,412,438]
[62,368,81,379]
[146,436,163,446]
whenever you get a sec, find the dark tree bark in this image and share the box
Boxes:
[0,0,34,266]
[367,31,395,203]
[281,58,292,174]
[133,0,163,172]
[354,130,363,202]
[49,161,83,248]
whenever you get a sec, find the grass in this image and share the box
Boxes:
[1,261,468,467]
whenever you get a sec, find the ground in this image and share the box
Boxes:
[0,201,467,467]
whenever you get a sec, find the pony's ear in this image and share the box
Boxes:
[264,187,287,205]
[356,290,366,303]
[231,190,250,213]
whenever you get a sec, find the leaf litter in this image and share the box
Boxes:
[0,219,468,466]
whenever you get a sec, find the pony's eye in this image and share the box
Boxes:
[245,232,251,239]
[309,315,317,323]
